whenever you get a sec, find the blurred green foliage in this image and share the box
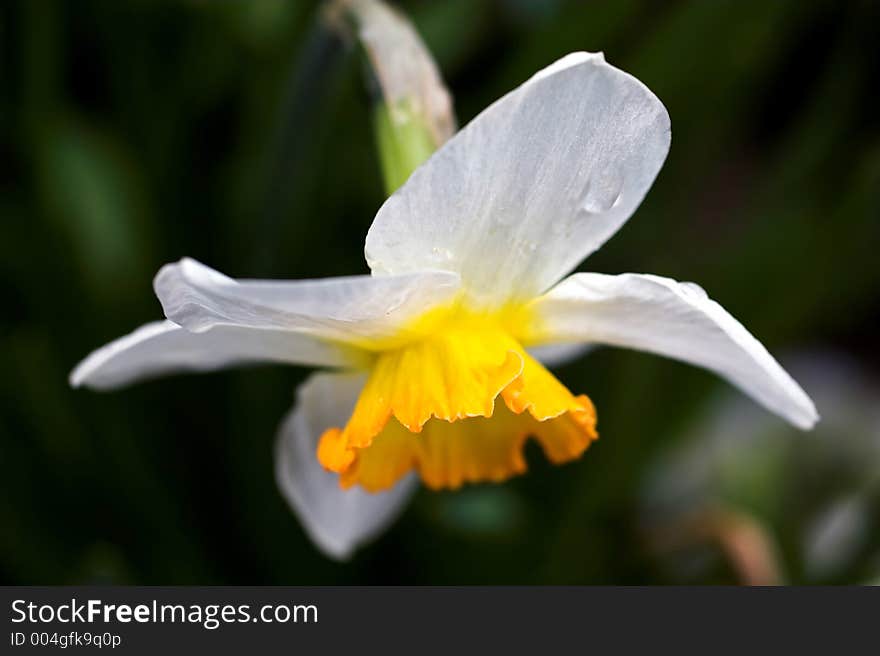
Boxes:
[1,0,878,584]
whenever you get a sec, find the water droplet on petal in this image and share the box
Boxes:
[680,281,708,300]
[494,204,515,226]
[516,241,537,257]
[579,171,624,214]
[430,246,455,264]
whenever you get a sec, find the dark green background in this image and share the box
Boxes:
[2,0,878,584]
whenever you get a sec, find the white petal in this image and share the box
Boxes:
[528,273,819,429]
[275,372,418,560]
[365,51,670,305]
[154,258,460,345]
[527,342,594,368]
[70,320,358,391]
[347,0,455,144]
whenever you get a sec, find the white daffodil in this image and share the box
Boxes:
[71,52,818,560]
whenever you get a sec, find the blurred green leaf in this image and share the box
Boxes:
[35,120,152,296]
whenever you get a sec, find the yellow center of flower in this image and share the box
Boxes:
[317,305,598,491]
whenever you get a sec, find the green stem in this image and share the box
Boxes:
[373,101,437,196]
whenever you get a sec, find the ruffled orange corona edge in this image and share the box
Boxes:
[317,316,598,492]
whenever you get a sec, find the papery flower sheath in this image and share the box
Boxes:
[71,52,818,559]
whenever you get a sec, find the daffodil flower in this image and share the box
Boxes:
[71,52,818,559]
